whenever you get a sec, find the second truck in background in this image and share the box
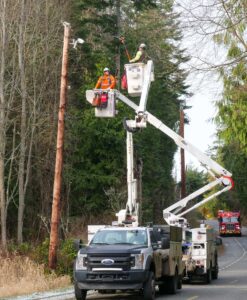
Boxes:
[218,210,241,236]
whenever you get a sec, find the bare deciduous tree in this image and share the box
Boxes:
[0,0,7,248]
[0,0,70,246]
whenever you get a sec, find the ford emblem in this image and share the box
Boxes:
[101,259,114,265]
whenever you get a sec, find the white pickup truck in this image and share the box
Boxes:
[73,225,183,300]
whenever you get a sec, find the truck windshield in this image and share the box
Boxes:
[222,217,239,223]
[231,216,239,223]
[91,229,148,246]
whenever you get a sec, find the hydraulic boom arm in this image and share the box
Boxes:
[116,129,139,226]
[114,89,233,227]
[115,90,231,178]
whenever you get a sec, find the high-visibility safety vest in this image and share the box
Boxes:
[129,50,148,63]
[95,74,116,89]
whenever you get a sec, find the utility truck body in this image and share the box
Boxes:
[183,226,218,283]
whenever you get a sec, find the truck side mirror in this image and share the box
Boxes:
[73,239,83,251]
[161,237,170,249]
[152,244,158,250]
[215,237,222,246]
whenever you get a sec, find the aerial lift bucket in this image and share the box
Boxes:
[86,90,117,118]
[124,62,154,97]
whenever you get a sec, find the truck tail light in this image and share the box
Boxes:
[195,260,204,266]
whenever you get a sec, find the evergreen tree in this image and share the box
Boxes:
[212,0,247,213]
[66,0,189,223]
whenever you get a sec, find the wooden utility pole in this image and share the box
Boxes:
[179,109,186,199]
[49,22,71,269]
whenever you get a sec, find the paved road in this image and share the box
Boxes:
[81,222,247,300]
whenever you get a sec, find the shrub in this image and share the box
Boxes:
[57,239,78,277]
[31,238,78,277]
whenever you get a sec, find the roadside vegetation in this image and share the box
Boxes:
[0,254,70,298]
[0,238,77,298]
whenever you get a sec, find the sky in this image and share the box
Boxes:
[182,72,223,168]
[173,74,222,180]
[173,0,226,179]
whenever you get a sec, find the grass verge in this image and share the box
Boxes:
[0,255,70,298]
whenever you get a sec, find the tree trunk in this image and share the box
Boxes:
[0,153,7,248]
[17,0,27,244]
[0,0,7,249]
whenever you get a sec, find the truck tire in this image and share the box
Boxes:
[167,269,178,294]
[143,271,155,300]
[158,282,167,295]
[212,255,219,280]
[177,275,182,289]
[212,268,218,279]
[74,283,87,300]
[206,267,212,284]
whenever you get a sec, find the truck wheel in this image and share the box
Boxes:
[206,267,212,284]
[158,283,167,295]
[212,268,218,279]
[74,283,87,300]
[212,254,218,280]
[212,263,218,280]
[167,269,178,294]
[143,271,155,300]
[177,275,182,289]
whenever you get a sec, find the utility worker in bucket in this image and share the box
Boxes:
[95,67,116,90]
[93,67,116,108]
[129,43,148,63]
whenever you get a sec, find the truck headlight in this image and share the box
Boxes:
[76,253,88,270]
[131,254,144,269]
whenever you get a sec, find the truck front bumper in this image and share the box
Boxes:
[220,230,241,236]
[74,269,149,290]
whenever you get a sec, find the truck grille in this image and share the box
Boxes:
[226,224,235,231]
[87,273,130,280]
[87,254,132,271]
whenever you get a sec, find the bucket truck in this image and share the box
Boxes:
[74,121,184,300]
[74,59,233,299]
[73,61,184,300]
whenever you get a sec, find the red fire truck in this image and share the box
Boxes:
[218,210,241,236]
